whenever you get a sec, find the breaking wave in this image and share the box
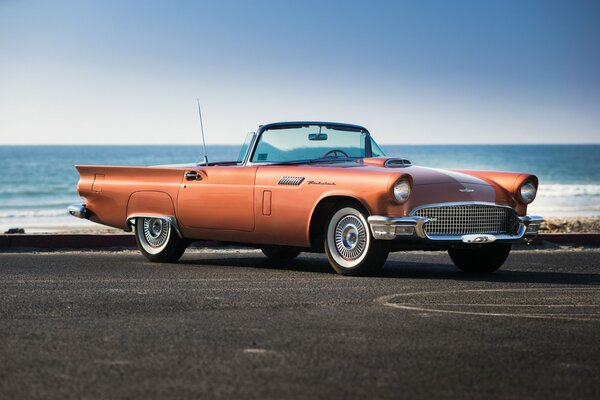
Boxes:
[537,184,600,198]
[0,209,68,219]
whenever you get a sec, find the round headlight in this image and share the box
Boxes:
[393,179,411,203]
[519,180,537,204]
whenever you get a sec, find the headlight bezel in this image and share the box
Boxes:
[393,178,412,203]
[518,179,537,204]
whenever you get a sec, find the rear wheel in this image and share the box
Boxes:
[448,243,512,273]
[134,217,188,263]
[261,245,302,261]
[324,204,389,276]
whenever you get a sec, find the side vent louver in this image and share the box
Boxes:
[384,159,412,168]
[278,176,305,186]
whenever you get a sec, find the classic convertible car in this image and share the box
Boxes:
[69,121,543,276]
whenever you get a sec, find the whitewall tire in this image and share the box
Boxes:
[134,217,188,263]
[324,205,388,276]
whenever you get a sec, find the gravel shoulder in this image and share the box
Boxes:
[542,216,600,233]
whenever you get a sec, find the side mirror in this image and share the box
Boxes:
[308,133,328,141]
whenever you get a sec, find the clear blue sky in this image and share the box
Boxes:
[1,0,598,144]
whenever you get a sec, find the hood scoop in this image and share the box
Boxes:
[384,158,412,168]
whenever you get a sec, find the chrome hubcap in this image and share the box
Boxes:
[335,215,367,260]
[143,217,169,247]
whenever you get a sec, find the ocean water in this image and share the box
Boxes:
[0,144,598,231]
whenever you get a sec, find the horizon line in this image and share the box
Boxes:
[1,142,599,146]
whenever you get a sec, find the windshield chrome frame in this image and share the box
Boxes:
[243,121,373,166]
[238,131,258,165]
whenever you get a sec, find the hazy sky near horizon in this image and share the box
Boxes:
[1,0,599,145]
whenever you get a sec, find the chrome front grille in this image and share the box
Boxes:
[412,204,518,237]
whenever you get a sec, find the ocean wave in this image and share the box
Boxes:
[0,195,79,209]
[537,184,600,198]
[0,185,73,196]
[0,209,68,219]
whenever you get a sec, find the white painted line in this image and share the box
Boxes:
[374,287,600,322]
[243,348,269,354]
[428,303,600,307]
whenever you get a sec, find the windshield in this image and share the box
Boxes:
[250,124,385,163]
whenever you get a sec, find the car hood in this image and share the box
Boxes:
[306,160,492,186]
[398,166,490,186]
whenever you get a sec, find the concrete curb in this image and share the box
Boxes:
[0,233,599,251]
[0,234,137,249]
[0,234,221,250]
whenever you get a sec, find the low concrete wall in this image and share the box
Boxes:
[1,234,137,249]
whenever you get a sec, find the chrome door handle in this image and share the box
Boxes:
[185,171,202,181]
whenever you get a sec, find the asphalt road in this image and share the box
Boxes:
[1,248,599,399]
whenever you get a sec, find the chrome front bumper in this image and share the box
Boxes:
[367,215,544,243]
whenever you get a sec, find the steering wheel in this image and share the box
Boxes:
[322,149,350,158]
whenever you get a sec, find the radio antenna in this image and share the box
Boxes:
[196,98,208,165]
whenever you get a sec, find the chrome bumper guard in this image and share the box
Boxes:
[68,204,88,219]
[367,215,544,243]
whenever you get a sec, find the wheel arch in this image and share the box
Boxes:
[125,191,183,237]
[308,195,370,251]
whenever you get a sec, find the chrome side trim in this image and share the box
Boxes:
[68,204,87,219]
[127,215,183,238]
[278,176,305,185]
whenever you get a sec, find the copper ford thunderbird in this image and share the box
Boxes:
[69,121,543,276]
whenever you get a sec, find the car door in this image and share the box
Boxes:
[177,165,257,232]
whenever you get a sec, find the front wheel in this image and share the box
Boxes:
[134,217,188,263]
[324,205,389,276]
[448,243,512,273]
